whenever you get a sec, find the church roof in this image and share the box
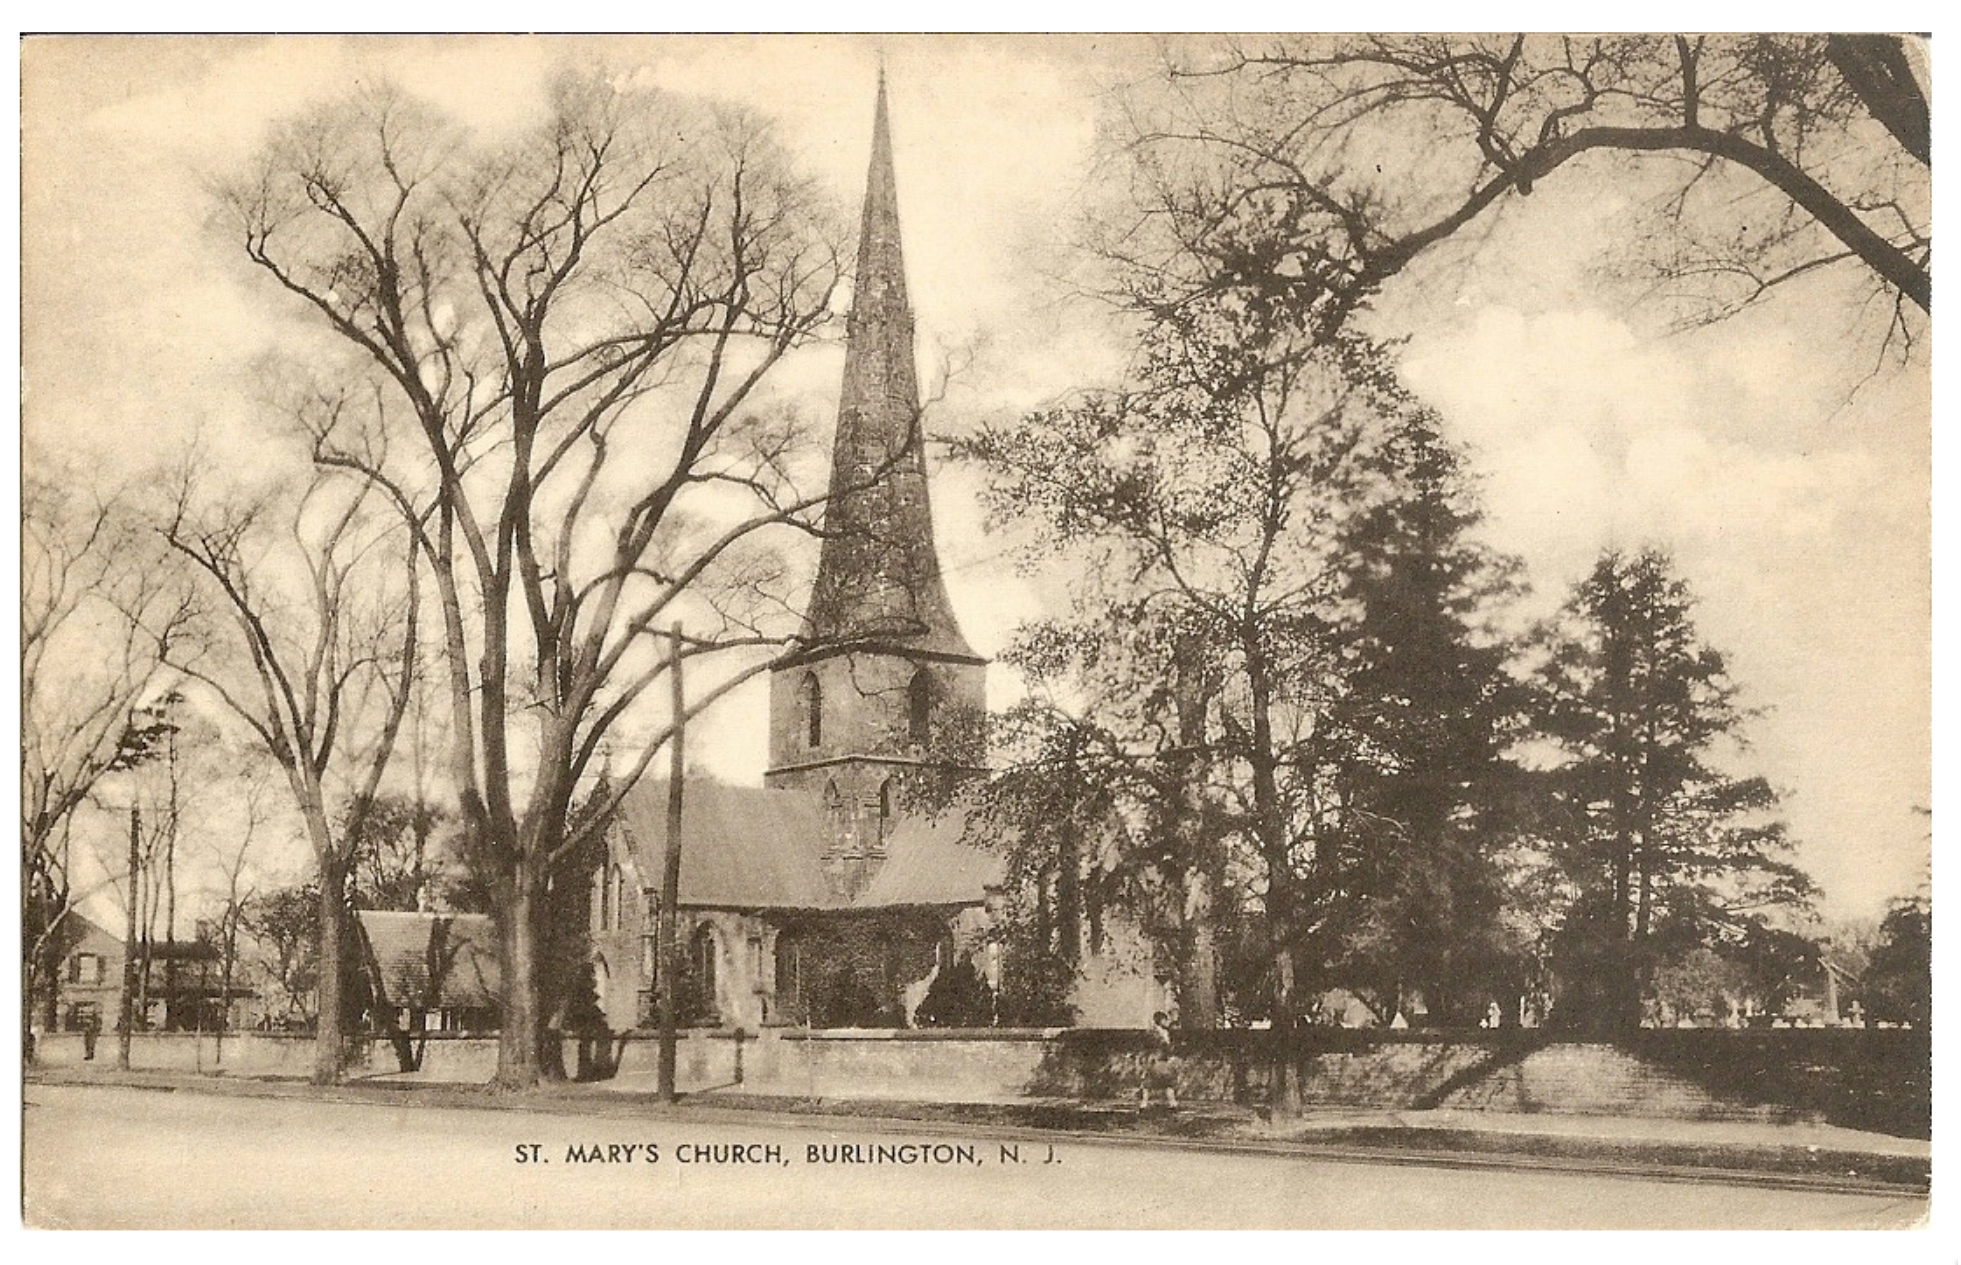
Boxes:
[861,809,1005,906]
[617,779,835,909]
[614,779,1001,912]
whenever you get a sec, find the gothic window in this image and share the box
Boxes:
[609,866,625,931]
[799,672,823,749]
[690,924,720,1025]
[776,935,804,1023]
[908,668,933,745]
[879,778,894,821]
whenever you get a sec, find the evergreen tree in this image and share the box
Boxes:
[1314,409,1529,1024]
[1535,548,1814,1032]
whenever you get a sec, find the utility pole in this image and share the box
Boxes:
[657,624,686,1102]
[118,805,140,1070]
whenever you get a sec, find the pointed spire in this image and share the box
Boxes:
[851,69,910,331]
[796,77,979,663]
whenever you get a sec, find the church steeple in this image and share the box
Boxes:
[795,75,976,662]
[765,76,987,824]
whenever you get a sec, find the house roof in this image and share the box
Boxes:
[67,911,123,949]
[357,910,500,1010]
[615,780,1002,912]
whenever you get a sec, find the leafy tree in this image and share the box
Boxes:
[1115,35,1927,345]
[342,793,451,913]
[1534,547,1814,1032]
[943,689,1198,1022]
[914,957,996,1028]
[1863,894,1930,1028]
[967,283,1456,1104]
[1649,945,1749,1024]
[243,881,323,1029]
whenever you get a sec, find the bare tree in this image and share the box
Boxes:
[160,461,418,1083]
[1113,35,1928,348]
[20,463,195,1049]
[202,764,280,1060]
[221,73,850,1086]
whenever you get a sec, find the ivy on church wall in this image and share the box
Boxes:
[770,909,946,1027]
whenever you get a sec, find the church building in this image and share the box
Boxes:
[586,78,1006,1032]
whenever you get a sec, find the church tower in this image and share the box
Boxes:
[766,76,987,891]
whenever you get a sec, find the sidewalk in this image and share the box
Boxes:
[26,1063,1930,1194]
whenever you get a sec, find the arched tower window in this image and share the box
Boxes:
[878,778,894,821]
[798,672,823,749]
[908,668,933,746]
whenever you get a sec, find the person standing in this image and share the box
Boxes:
[1140,1011,1179,1110]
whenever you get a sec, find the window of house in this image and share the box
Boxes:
[69,953,103,986]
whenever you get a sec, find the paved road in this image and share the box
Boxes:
[24,1083,1926,1230]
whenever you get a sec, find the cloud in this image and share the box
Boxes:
[1402,303,1927,918]
[1405,306,1887,564]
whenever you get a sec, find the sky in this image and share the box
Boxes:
[20,34,1932,924]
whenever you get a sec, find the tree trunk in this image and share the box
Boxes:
[1245,645,1300,1116]
[1609,749,1639,1035]
[1169,633,1220,1029]
[495,857,543,1089]
[118,806,139,1069]
[654,626,687,1099]
[1177,870,1220,1029]
[216,940,233,1065]
[313,855,347,1085]
[1270,948,1301,1114]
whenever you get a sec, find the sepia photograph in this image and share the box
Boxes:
[18,32,1933,1230]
